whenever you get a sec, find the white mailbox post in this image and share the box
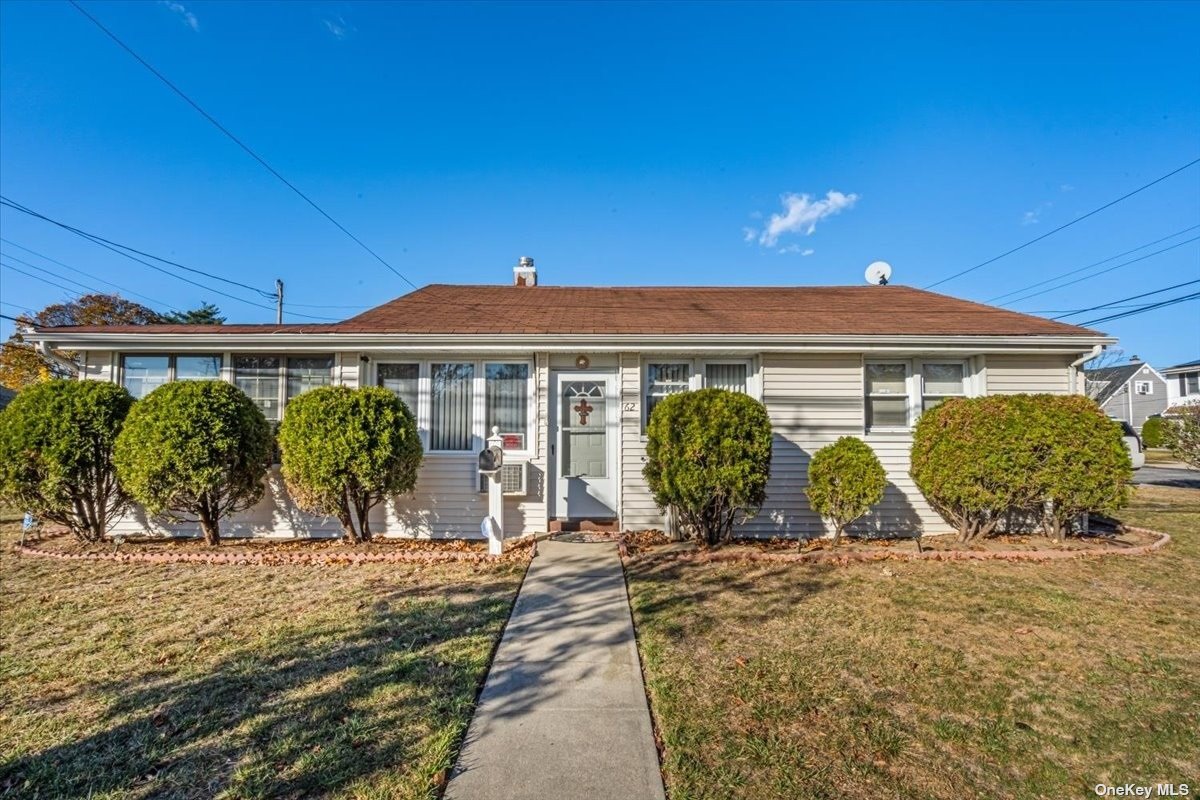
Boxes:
[479,426,505,556]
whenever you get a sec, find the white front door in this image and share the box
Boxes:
[551,371,618,520]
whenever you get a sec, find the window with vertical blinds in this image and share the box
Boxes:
[377,363,420,416]
[431,363,474,451]
[704,363,748,393]
[485,363,529,449]
[645,363,690,427]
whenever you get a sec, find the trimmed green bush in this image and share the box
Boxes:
[0,379,133,541]
[1163,405,1200,469]
[911,394,1132,543]
[806,436,887,544]
[911,396,1042,542]
[1140,416,1165,448]
[1033,395,1132,541]
[114,380,272,545]
[277,386,423,543]
[643,388,772,546]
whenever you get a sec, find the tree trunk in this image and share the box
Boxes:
[198,506,221,547]
[832,524,844,546]
[338,490,360,544]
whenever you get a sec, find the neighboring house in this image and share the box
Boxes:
[0,386,15,410]
[1162,359,1200,413]
[1082,359,1169,431]
[25,261,1113,540]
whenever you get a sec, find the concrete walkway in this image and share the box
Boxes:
[445,539,665,800]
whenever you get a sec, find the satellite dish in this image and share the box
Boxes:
[865,261,892,285]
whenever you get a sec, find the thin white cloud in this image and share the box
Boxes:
[777,245,816,255]
[160,0,198,31]
[748,190,858,247]
[323,15,355,39]
[1021,201,1054,226]
[1060,183,1075,192]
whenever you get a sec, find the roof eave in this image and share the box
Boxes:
[23,330,1116,353]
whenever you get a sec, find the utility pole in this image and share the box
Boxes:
[275,279,284,324]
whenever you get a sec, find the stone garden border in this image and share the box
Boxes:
[14,536,535,567]
[618,525,1171,566]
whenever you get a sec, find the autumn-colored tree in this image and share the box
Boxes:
[0,294,164,390]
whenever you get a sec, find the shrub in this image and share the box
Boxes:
[0,379,133,541]
[806,436,887,544]
[911,395,1047,543]
[911,394,1132,543]
[1140,416,1165,448]
[1032,395,1132,541]
[643,388,772,546]
[1163,405,1200,469]
[277,386,423,543]
[114,380,272,545]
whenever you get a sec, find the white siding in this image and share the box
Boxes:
[619,353,666,529]
[987,354,1074,395]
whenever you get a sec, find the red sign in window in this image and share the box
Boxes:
[501,434,524,450]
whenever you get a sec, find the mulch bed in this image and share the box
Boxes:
[14,529,535,566]
[619,525,1170,565]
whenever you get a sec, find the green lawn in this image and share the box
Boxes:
[0,519,526,799]
[627,486,1200,800]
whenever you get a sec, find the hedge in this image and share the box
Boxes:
[806,436,887,544]
[911,394,1131,543]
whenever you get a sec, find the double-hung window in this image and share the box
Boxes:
[920,362,967,411]
[1182,372,1199,395]
[377,363,420,416]
[175,355,222,381]
[234,356,283,421]
[485,362,530,451]
[645,363,690,426]
[430,362,475,451]
[286,356,334,400]
[865,362,910,430]
[121,354,223,399]
[121,355,170,399]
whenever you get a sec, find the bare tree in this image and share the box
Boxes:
[1081,348,1127,401]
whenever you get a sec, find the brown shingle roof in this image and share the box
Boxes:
[34,284,1103,337]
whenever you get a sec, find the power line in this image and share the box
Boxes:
[2,262,84,295]
[999,235,1200,307]
[1,256,102,295]
[987,224,1200,303]
[1053,279,1200,319]
[0,197,271,296]
[924,156,1200,290]
[1080,291,1200,326]
[0,247,176,310]
[0,198,338,321]
[69,0,418,290]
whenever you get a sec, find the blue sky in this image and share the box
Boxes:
[1,1,1197,364]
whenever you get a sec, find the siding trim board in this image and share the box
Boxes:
[81,345,1094,540]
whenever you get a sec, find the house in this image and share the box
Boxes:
[25,260,1114,540]
[0,386,15,410]
[1082,359,1169,432]
[1162,359,1200,413]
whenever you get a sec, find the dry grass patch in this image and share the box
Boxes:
[0,515,526,799]
[627,486,1200,799]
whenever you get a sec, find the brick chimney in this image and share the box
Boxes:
[513,256,537,287]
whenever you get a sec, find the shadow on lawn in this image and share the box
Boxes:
[0,578,518,799]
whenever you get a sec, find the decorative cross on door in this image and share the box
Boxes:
[573,398,594,425]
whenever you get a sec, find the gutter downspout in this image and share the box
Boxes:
[36,341,80,378]
[1070,344,1104,396]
